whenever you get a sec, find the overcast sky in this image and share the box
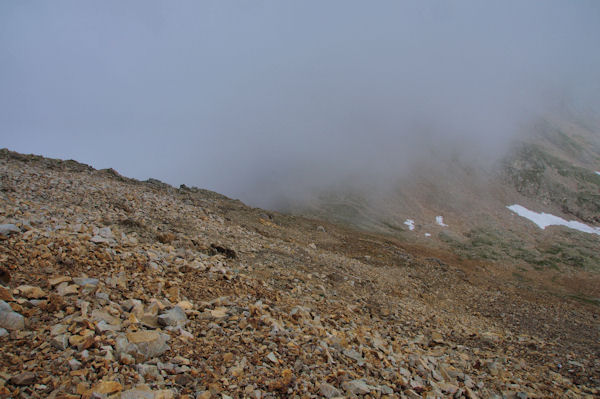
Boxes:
[2,1,600,207]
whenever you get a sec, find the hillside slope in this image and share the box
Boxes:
[0,149,598,398]
[286,116,600,274]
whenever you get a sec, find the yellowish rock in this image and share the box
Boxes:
[49,276,72,286]
[15,285,46,299]
[127,330,161,343]
[177,300,193,311]
[0,286,13,301]
[91,380,122,394]
[210,307,228,319]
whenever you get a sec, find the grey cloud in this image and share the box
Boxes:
[1,1,599,208]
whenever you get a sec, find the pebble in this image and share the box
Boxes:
[68,358,82,370]
[266,352,278,364]
[125,330,170,359]
[91,380,123,395]
[0,223,20,235]
[343,348,366,366]
[0,300,25,330]
[319,382,341,398]
[0,286,14,301]
[51,334,70,350]
[9,371,36,386]
[56,282,79,296]
[158,306,187,327]
[73,277,99,286]
[121,388,156,399]
[15,285,46,299]
[343,379,374,395]
[49,276,72,286]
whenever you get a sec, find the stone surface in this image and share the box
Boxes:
[15,285,46,299]
[121,388,156,399]
[0,286,14,301]
[0,300,25,330]
[91,380,123,394]
[126,330,170,359]
[56,282,79,296]
[0,224,20,235]
[73,277,99,286]
[343,379,374,395]
[319,382,341,398]
[49,276,72,286]
[9,371,36,386]
[157,306,187,327]
[51,334,69,350]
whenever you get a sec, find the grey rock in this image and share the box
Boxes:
[399,367,411,378]
[319,382,341,398]
[90,235,110,244]
[115,335,135,354]
[95,292,110,302]
[136,363,162,379]
[0,327,8,337]
[73,277,99,286]
[125,330,170,360]
[0,301,25,330]
[50,323,68,336]
[120,389,155,399]
[0,300,11,312]
[380,385,394,394]
[68,358,82,370]
[51,334,69,350]
[148,261,161,271]
[343,379,374,395]
[158,306,187,327]
[98,227,114,239]
[343,348,366,366]
[266,352,278,363]
[96,320,121,332]
[92,309,120,325]
[0,224,20,235]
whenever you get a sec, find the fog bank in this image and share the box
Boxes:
[2,1,600,208]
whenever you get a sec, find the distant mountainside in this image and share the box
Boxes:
[503,117,600,224]
[284,115,600,273]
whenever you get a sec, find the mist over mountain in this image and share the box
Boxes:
[2,1,600,209]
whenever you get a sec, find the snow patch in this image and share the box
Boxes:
[507,204,600,236]
[424,233,431,237]
[404,219,415,231]
[435,216,448,227]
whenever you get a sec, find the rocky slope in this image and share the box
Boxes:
[0,149,598,398]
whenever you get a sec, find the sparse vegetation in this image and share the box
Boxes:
[440,224,600,272]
